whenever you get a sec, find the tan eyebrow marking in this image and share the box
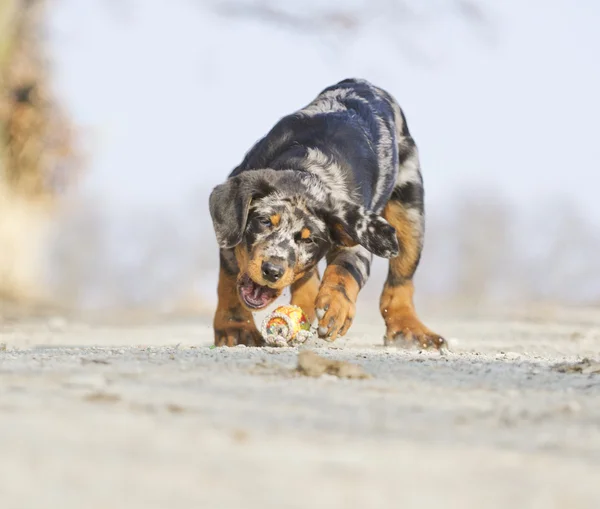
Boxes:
[301,227,311,239]
[270,214,281,226]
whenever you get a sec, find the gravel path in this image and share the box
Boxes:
[1,310,599,508]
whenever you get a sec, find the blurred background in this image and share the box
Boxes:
[1,0,599,319]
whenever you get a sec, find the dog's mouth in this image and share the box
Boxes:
[237,273,280,310]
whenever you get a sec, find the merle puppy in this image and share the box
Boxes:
[209,78,445,349]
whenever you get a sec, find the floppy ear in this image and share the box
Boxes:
[326,204,399,259]
[209,177,252,249]
[209,172,275,249]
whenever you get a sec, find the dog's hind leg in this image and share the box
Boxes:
[213,249,264,347]
[315,246,372,341]
[291,268,320,324]
[379,141,446,350]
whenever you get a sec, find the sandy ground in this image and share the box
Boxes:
[1,307,600,509]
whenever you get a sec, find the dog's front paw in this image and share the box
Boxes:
[315,285,355,341]
[384,316,446,351]
[213,317,264,347]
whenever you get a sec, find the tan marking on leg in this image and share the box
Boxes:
[379,280,444,348]
[290,268,320,323]
[383,201,421,280]
[213,267,263,347]
[315,265,359,341]
[380,201,445,349]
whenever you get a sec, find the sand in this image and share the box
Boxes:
[1,308,599,508]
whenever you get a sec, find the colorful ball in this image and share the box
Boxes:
[260,305,313,347]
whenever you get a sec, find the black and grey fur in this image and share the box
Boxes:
[209,78,430,343]
[210,78,423,286]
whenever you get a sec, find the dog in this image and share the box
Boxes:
[209,78,445,349]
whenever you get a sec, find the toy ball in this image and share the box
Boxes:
[260,305,313,347]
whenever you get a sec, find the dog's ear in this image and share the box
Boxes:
[325,203,399,259]
[209,172,274,249]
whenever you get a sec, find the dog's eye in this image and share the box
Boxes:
[258,217,272,227]
[295,231,314,245]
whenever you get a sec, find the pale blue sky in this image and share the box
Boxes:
[44,0,600,307]
[49,0,600,214]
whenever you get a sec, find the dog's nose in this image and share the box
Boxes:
[261,261,285,283]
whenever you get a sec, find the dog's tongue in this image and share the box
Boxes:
[239,274,277,309]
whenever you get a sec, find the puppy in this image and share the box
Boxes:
[209,78,445,349]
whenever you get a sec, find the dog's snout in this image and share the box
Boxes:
[261,261,285,283]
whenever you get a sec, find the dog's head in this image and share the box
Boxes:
[209,170,398,310]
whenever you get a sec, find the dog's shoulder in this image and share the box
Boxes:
[229,112,307,177]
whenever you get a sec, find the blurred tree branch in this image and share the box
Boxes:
[211,0,489,34]
[103,1,493,63]
[211,0,488,33]
[201,0,493,64]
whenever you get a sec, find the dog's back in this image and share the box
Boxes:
[230,78,413,213]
